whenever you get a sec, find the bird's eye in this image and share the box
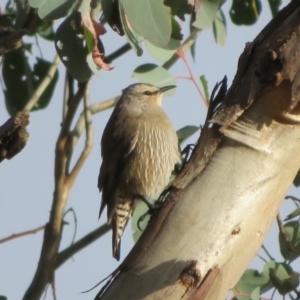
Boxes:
[144,91,152,95]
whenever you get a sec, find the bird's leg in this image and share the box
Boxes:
[135,194,157,211]
[136,187,175,231]
[137,213,149,231]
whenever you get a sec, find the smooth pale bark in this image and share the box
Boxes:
[97,2,300,300]
[98,82,300,300]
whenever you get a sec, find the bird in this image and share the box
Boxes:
[98,83,181,260]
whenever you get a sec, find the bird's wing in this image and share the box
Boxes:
[98,109,138,220]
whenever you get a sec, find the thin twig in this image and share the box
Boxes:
[256,253,268,263]
[105,43,131,64]
[175,48,208,106]
[51,280,57,300]
[24,55,60,111]
[63,72,74,119]
[285,195,300,203]
[64,207,78,247]
[23,81,88,300]
[0,225,45,244]
[68,81,94,185]
[55,224,110,269]
[163,28,202,70]
[261,244,274,260]
[277,214,300,255]
[69,96,118,153]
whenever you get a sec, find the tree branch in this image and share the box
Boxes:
[163,28,202,70]
[56,224,110,269]
[68,81,94,186]
[0,28,27,56]
[96,2,300,299]
[0,111,30,162]
[0,225,45,244]
[24,55,60,111]
[23,80,89,300]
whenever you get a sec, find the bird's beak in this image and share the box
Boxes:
[159,85,176,93]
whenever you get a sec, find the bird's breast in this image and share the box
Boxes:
[125,118,180,198]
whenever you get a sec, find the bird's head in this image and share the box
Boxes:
[121,83,176,107]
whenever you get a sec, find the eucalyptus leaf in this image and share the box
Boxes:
[278,221,300,261]
[145,41,174,62]
[55,11,92,82]
[101,0,124,35]
[284,207,300,221]
[269,264,299,295]
[213,9,226,46]
[118,0,143,56]
[200,75,209,101]
[250,287,260,300]
[193,0,220,29]
[233,261,275,300]
[28,0,77,20]
[144,20,181,50]
[122,0,172,46]
[2,49,58,115]
[268,0,281,17]
[177,126,199,145]
[132,64,176,89]
[293,169,300,187]
[164,0,192,21]
[230,0,262,26]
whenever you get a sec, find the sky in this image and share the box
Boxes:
[0,1,298,299]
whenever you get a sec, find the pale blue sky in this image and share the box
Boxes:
[0,1,296,299]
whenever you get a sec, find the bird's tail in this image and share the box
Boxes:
[111,200,133,261]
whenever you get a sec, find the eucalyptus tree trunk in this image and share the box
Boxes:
[96,2,300,299]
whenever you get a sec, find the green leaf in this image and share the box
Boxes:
[193,0,220,29]
[284,207,300,221]
[31,58,59,111]
[234,261,275,300]
[250,287,260,300]
[118,1,143,56]
[230,0,262,26]
[145,41,174,62]
[101,0,124,35]
[268,0,281,17]
[151,17,182,50]
[164,0,192,21]
[212,9,226,46]
[293,169,300,187]
[189,17,196,61]
[36,20,55,41]
[132,63,176,89]
[55,11,92,82]
[83,26,94,53]
[0,296,8,300]
[2,49,30,113]
[28,0,77,20]
[269,264,299,295]
[2,49,58,115]
[278,221,300,262]
[15,0,30,30]
[199,75,209,101]
[177,126,199,145]
[122,0,172,46]
[86,53,102,77]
